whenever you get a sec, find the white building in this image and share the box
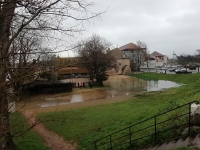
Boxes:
[141,51,168,68]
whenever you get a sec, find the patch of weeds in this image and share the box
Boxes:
[134,93,144,97]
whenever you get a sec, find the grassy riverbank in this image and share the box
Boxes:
[36,73,200,149]
[11,113,49,150]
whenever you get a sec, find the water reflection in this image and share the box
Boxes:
[40,102,70,108]
[39,95,85,107]
[146,80,183,91]
[103,78,147,90]
[39,78,182,108]
[70,95,83,103]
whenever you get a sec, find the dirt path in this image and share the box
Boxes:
[21,110,77,150]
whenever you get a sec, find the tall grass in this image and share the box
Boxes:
[38,73,200,149]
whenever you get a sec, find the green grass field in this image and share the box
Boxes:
[38,73,200,149]
[10,112,49,150]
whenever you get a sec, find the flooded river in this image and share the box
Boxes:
[17,76,182,110]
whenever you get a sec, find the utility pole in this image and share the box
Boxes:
[68,52,73,83]
[173,51,179,66]
[196,49,200,73]
[147,49,149,68]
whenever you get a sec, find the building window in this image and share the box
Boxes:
[119,63,121,66]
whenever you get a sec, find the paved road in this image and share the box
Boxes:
[141,68,200,74]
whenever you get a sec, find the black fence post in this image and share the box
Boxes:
[154,116,157,141]
[92,101,199,150]
[188,103,191,135]
[129,127,132,148]
[110,135,112,150]
[94,141,97,150]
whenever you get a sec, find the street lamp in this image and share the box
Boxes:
[70,57,73,83]
[68,51,73,83]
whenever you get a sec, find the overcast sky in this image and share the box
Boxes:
[61,0,200,58]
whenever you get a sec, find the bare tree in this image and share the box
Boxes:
[76,34,117,86]
[0,1,103,149]
[136,41,147,48]
[130,40,147,71]
[9,31,41,97]
[177,54,200,69]
[178,54,191,67]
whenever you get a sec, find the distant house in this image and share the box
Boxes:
[150,51,168,67]
[142,56,157,68]
[54,57,79,68]
[119,42,146,71]
[151,51,167,63]
[119,42,142,51]
[54,57,90,79]
[109,48,131,74]
[57,67,89,79]
[141,51,168,68]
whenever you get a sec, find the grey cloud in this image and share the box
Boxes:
[62,0,200,58]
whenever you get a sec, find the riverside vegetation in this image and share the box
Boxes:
[12,72,200,149]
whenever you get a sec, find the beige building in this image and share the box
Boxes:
[119,42,146,71]
[141,51,168,68]
[109,48,131,74]
[150,51,168,65]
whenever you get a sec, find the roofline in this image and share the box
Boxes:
[121,48,146,51]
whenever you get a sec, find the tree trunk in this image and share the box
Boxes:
[0,40,16,149]
[137,66,140,71]
[97,79,103,86]
[0,1,17,149]
[0,41,16,150]
[0,93,16,150]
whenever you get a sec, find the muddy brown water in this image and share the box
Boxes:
[17,76,182,112]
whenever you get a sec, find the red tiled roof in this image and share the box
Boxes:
[57,67,88,75]
[151,51,164,57]
[119,42,141,51]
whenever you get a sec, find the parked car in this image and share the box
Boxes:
[169,68,176,72]
[175,68,192,74]
[159,68,167,73]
